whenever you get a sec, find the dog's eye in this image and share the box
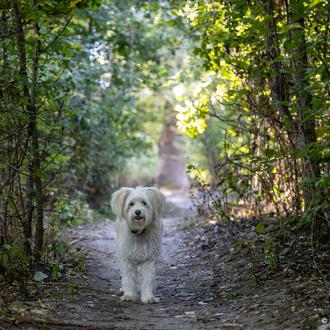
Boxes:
[129,202,134,206]
[142,201,147,206]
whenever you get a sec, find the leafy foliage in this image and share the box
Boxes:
[171,0,330,234]
[0,0,178,276]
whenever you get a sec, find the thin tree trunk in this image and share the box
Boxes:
[265,0,293,131]
[290,0,322,215]
[12,1,44,260]
[0,10,8,248]
[264,0,302,213]
[31,20,44,261]
[12,0,33,258]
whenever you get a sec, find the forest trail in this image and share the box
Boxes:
[2,1,329,329]
[42,191,232,330]
[17,191,328,330]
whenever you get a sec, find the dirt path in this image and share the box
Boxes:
[13,191,328,330]
[41,191,225,329]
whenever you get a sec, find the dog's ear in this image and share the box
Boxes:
[111,188,132,219]
[145,187,166,219]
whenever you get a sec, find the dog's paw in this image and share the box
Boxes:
[120,293,138,302]
[141,295,160,304]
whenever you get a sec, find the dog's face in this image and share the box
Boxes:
[125,189,153,232]
[111,187,165,234]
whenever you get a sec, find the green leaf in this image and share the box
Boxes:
[225,291,233,301]
[0,253,9,268]
[33,271,48,282]
[256,223,264,234]
[265,149,276,158]
[308,0,323,10]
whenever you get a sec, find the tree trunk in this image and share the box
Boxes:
[290,0,321,215]
[12,0,33,258]
[265,0,293,132]
[158,105,189,189]
[31,21,44,261]
[12,1,44,260]
[264,0,302,213]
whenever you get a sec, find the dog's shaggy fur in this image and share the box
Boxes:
[111,187,166,304]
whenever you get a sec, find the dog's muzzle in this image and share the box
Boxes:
[131,228,146,235]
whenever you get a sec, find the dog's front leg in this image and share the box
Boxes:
[140,261,159,304]
[121,260,139,301]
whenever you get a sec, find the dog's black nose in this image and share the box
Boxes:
[135,210,141,216]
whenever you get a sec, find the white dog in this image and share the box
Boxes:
[111,187,166,304]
